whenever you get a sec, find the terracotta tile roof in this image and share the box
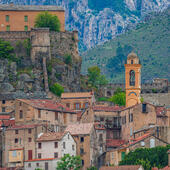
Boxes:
[156,106,167,117]
[0,115,10,120]
[6,123,43,130]
[106,139,126,147]
[25,158,57,162]
[93,106,125,112]
[17,99,75,113]
[160,166,170,170]
[10,148,23,151]
[152,167,159,170]
[0,120,15,128]
[0,4,64,11]
[100,165,142,170]
[61,92,93,99]
[65,123,94,135]
[37,132,67,142]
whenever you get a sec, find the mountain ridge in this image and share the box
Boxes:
[82,8,170,83]
[0,0,169,51]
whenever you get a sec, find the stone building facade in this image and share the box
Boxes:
[36,132,76,159]
[15,99,77,130]
[65,123,98,169]
[0,4,65,32]
[4,124,47,167]
[61,92,95,111]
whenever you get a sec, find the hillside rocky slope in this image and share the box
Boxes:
[82,8,170,83]
[0,0,169,51]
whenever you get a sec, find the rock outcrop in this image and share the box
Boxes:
[0,28,81,95]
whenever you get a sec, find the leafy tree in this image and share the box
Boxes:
[64,54,72,65]
[109,88,126,106]
[56,154,82,170]
[136,159,151,170]
[50,83,64,97]
[35,11,61,31]
[119,145,170,169]
[87,66,108,88]
[0,39,14,61]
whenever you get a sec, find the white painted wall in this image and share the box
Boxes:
[37,132,76,159]
[24,159,59,170]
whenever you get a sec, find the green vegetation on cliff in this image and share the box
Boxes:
[82,9,170,83]
[35,11,61,31]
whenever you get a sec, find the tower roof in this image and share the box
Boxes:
[127,52,138,60]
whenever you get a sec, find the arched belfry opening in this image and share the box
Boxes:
[129,70,135,86]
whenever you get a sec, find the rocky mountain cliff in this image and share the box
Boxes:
[0,0,169,51]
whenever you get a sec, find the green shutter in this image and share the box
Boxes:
[121,152,125,160]
[24,26,28,31]
[6,15,9,22]
[6,25,10,31]
[24,16,28,22]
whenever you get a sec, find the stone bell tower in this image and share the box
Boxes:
[125,52,141,107]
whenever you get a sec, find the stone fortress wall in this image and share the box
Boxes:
[0,28,81,95]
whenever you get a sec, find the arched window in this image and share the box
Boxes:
[130,70,135,86]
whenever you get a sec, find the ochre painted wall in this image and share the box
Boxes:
[0,11,65,32]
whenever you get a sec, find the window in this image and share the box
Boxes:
[19,110,23,119]
[38,153,41,159]
[28,163,31,167]
[55,112,58,120]
[142,104,147,113]
[129,114,133,122]
[2,100,5,104]
[150,139,155,148]
[68,134,70,139]
[19,102,22,106]
[100,117,104,121]
[72,145,75,151]
[24,25,28,31]
[54,152,58,158]
[24,15,28,22]
[63,142,65,149]
[15,138,18,143]
[28,129,32,134]
[54,142,58,148]
[28,138,32,142]
[66,103,70,108]
[99,134,103,142]
[36,163,39,167]
[80,148,84,154]
[38,143,42,149]
[15,130,18,134]
[6,15,9,22]
[131,60,133,64]
[2,107,5,112]
[81,160,84,166]
[75,103,80,110]
[12,150,17,157]
[80,137,84,143]
[129,70,135,86]
[6,25,10,31]
[84,102,89,108]
[38,110,41,118]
